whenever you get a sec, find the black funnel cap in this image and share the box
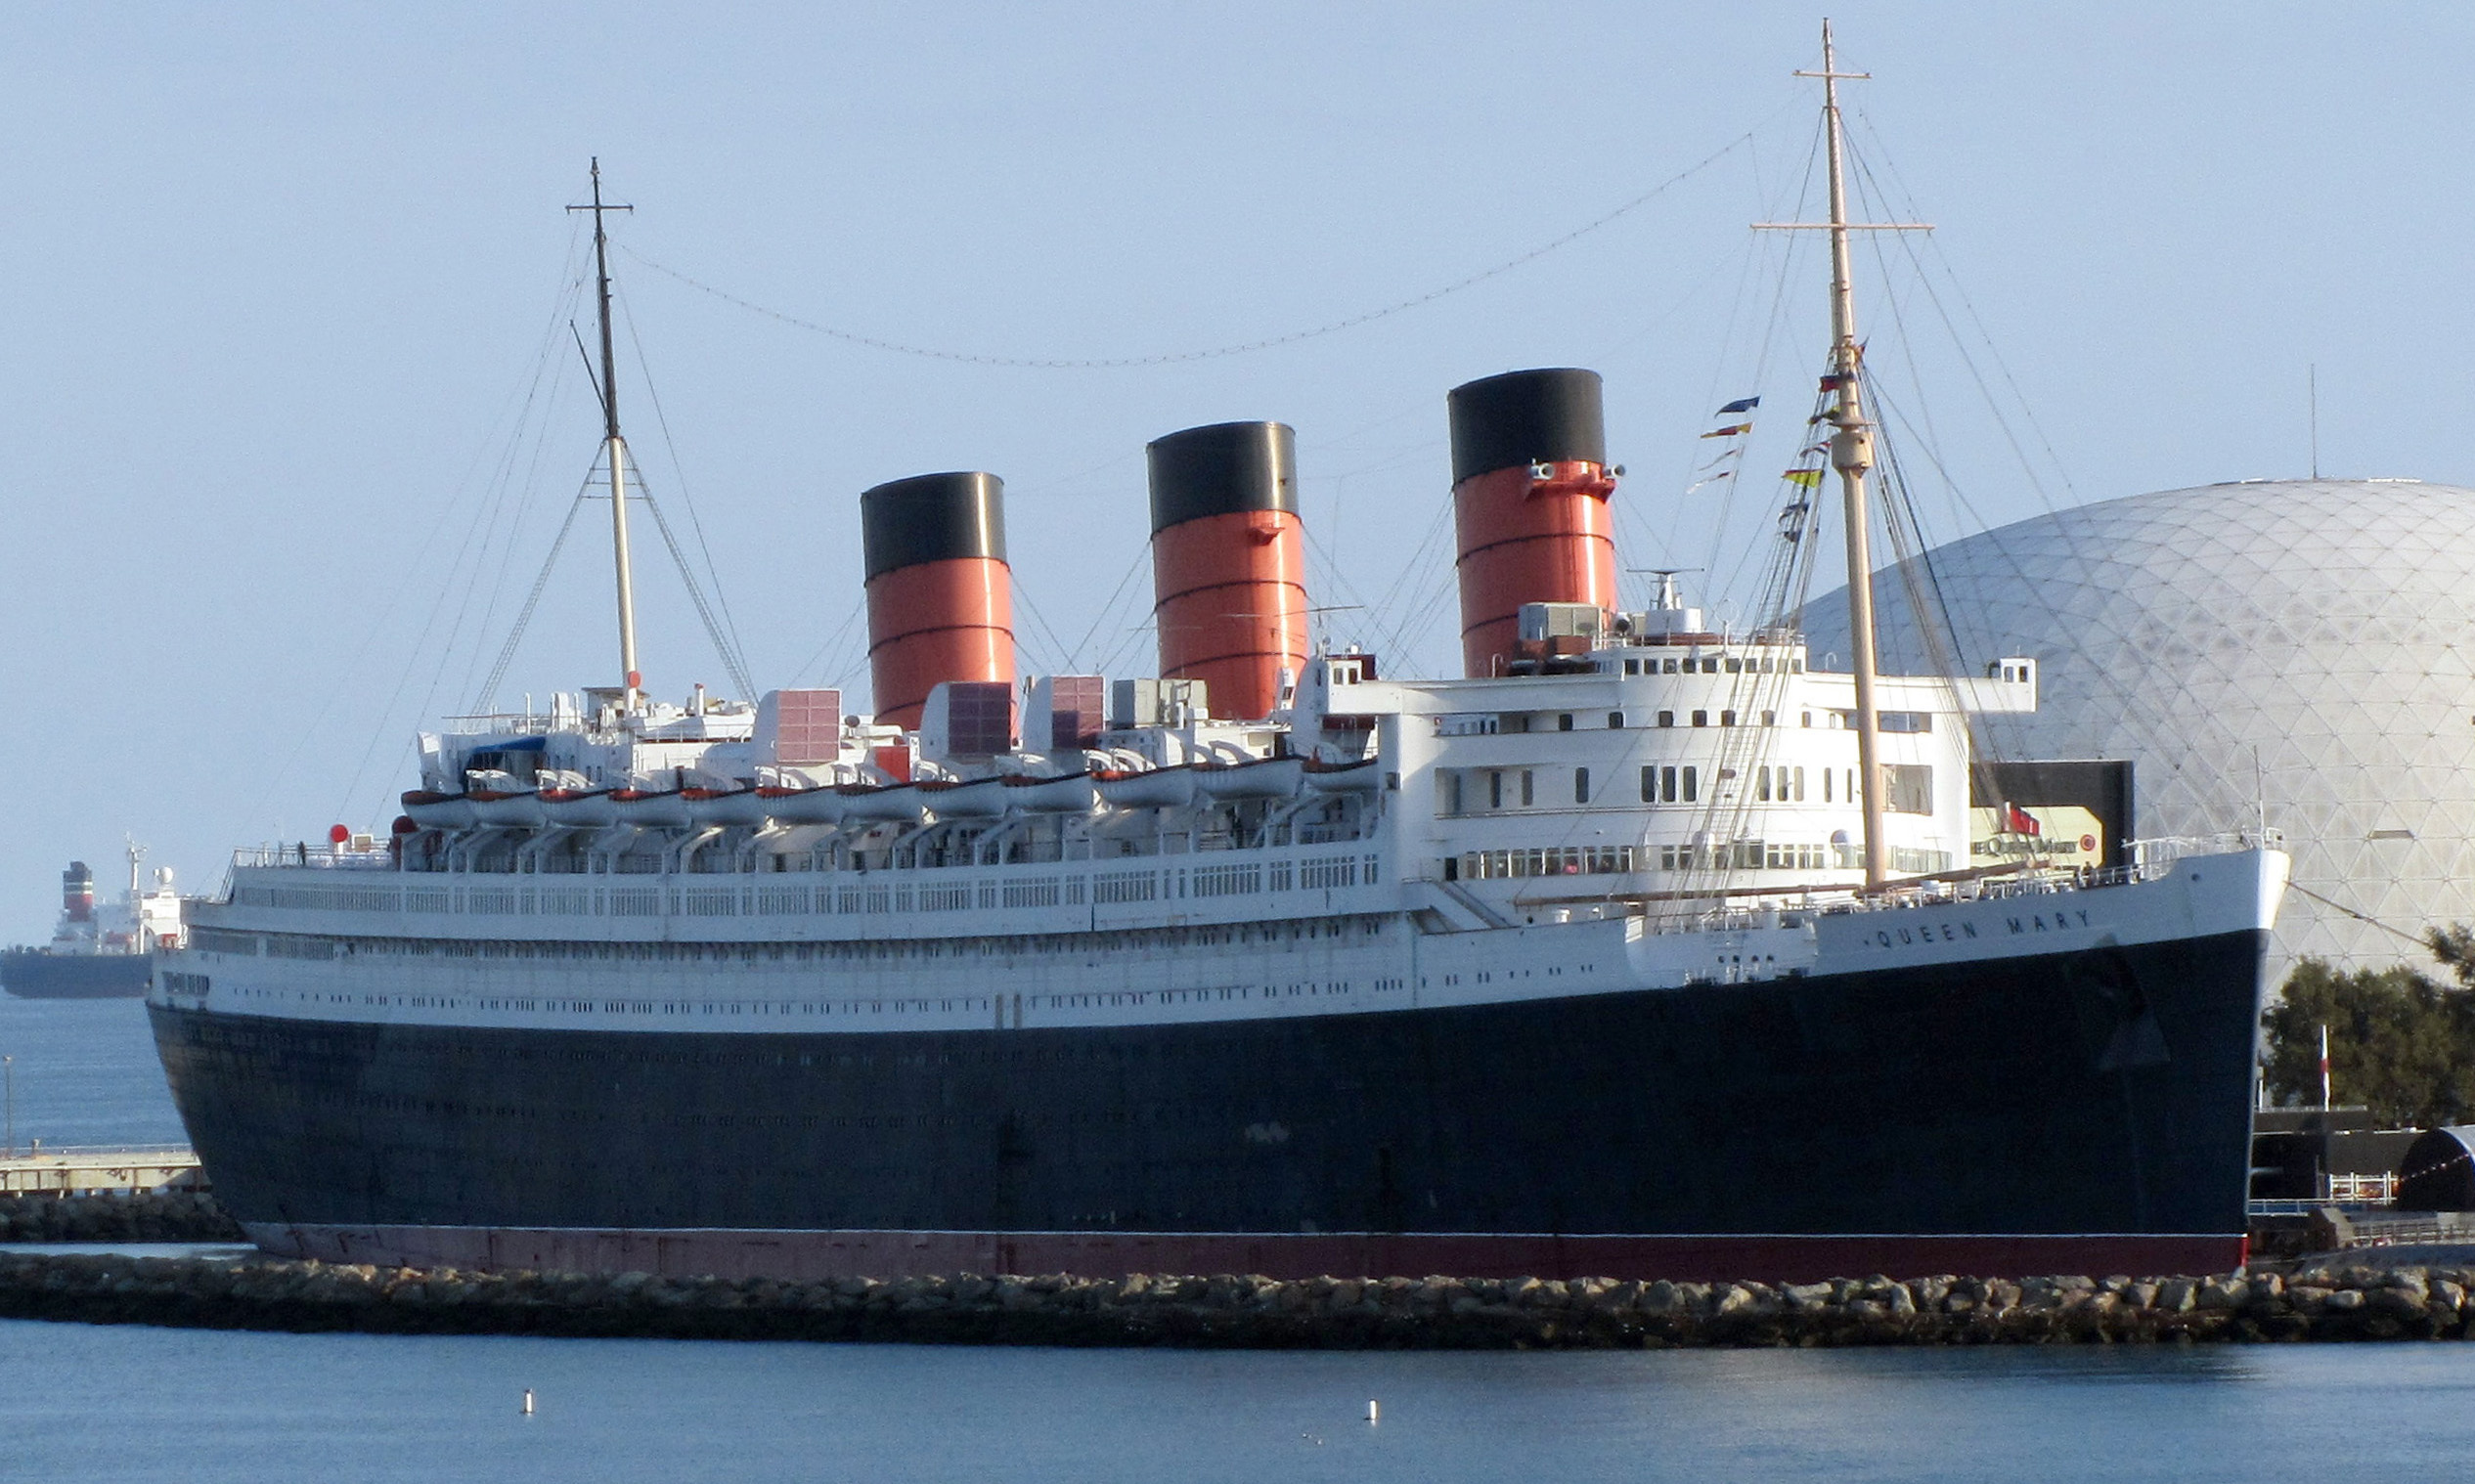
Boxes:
[1145,421,1298,536]
[1446,368,1607,485]
[860,471,1007,581]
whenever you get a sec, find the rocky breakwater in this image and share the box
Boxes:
[0,1192,243,1244]
[2,1257,2475,1345]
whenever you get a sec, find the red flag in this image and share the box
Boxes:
[2003,802,2041,836]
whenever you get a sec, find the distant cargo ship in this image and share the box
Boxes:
[5,844,185,1000]
[153,34,2287,1284]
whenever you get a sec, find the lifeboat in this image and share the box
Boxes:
[755,786,848,826]
[540,789,617,827]
[836,782,930,823]
[466,790,548,828]
[1191,756,1304,801]
[1096,766,1199,809]
[1001,772,1100,813]
[1303,757,1383,793]
[918,777,1008,818]
[401,790,476,830]
[689,788,772,828]
[610,789,693,829]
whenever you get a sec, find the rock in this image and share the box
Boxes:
[2323,1288,2365,1312]
[2195,1280,2247,1311]
[2156,1279,2197,1312]
[1640,1280,1682,1315]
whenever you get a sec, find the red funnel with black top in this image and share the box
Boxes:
[1146,420,1308,721]
[862,471,1014,730]
[1447,368,1618,677]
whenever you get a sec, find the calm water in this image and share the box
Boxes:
[0,989,185,1148]
[4,986,2471,1481]
[2,1330,2471,1483]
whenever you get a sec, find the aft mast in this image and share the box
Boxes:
[570,160,641,715]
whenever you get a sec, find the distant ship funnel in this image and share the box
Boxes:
[1446,369,1618,677]
[861,471,1014,730]
[61,861,93,924]
[1146,420,1308,721]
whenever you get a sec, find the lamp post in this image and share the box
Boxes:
[4,1055,14,1158]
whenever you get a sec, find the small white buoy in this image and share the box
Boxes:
[1366,1399,1380,1423]
[521,1388,535,1416]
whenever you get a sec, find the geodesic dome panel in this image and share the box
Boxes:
[1806,479,2475,975]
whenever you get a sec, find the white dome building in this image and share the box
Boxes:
[1806,478,2475,976]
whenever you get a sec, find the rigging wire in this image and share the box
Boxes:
[616,134,1756,371]
[615,283,756,682]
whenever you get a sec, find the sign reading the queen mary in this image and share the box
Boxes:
[1969,803,2105,865]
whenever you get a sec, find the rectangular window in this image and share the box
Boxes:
[1720,710,1737,727]
[1703,658,1720,674]
[1489,770,1503,809]
[1878,711,1934,733]
[1823,768,1833,803]
[1657,710,1675,728]
[1756,768,1772,803]
[1793,766,1806,802]
[1683,766,1699,803]
[1624,659,1640,675]
[1801,711,1812,727]
[1692,710,1708,727]
[1660,765,1677,803]
[1574,766,1591,804]
[1558,714,1574,731]
[1884,764,1933,814]
[1662,658,1679,674]
[1445,772,1463,814]
[1608,711,1624,729]
[1521,770,1535,807]
[1641,764,1657,804]
[1725,658,1742,674]
[1761,710,1776,726]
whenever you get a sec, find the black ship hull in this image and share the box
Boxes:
[149,928,2268,1282]
[4,947,152,1000]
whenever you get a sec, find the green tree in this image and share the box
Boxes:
[2262,938,2475,1128]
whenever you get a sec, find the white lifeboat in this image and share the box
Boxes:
[1001,772,1100,813]
[1096,766,1199,809]
[1303,757,1383,793]
[837,783,930,823]
[757,786,848,826]
[611,789,693,829]
[919,777,1008,818]
[540,789,617,827]
[467,790,548,828]
[690,788,771,828]
[401,791,476,830]
[1192,756,1304,801]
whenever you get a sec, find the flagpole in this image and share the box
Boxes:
[2319,1023,2331,1112]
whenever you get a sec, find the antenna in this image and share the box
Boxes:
[568,159,641,714]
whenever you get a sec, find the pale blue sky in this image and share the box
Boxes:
[0,2,2463,937]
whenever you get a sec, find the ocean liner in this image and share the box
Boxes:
[6,845,185,999]
[151,39,2287,1283]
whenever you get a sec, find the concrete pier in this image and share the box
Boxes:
[0,1147,203,1197]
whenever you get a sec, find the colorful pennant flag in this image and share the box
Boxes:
[1783,468,1825,488]
[1701,422,1753,439]
[1715,396,1760,415]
